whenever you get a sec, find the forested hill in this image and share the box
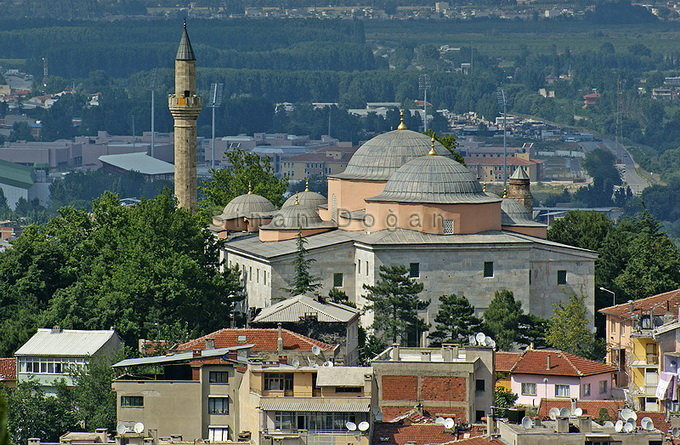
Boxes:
[1,19,374,78]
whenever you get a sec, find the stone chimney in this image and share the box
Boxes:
[555,417,570,433]
[205,338,215,350]
[442,343,455,361]
[391,344,400,361]
[277,323,284,354]
[51,325,62,334]
[28,439,41,445]
[192,349,201,358]
[546,354,551,371]
[421,351,431,362]
[577,416,592,433]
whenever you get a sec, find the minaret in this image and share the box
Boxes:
[506,166,533,211]
[169,21,202,210]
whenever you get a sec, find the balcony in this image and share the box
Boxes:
[631,385,658,397]
[631,354,659,367]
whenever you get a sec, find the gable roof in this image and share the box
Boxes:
[112,345,251,368]
[98,152,174,175]
[495,352,521,372]
[509,349,616,377]
[14,329,120,357]
[599,289,680,319]
[537,399,624,420]
[0,158,34,189]
[0,357,16,380]
[252,295,359,324]
[176,328,336,353]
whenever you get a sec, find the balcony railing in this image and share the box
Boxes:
[631,354,659,367]
[631,385,658,397]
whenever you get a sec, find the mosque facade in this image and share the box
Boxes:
[215,120,596,339]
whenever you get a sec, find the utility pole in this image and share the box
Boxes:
[497,88,508,188]
[208,82,224,169]
[419,74,430,132]
[150,68,157,158]
[328,108,332,138]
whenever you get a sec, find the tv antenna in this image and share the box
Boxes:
[497,88,508,188]
[208,82,224,169]
[419,74,431,132]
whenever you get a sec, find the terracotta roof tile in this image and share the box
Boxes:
[176,328,335,353]
[599,289,680,319]
[510,349,616,377]
[0,357,16,380]
[638,412,670,433]
[537,399,624,420]
[495,352,520,372]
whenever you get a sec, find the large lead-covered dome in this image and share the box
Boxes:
[221,193,276,219]
[261,204,334,230]
[366,154,500,204]
[332,129,446,181]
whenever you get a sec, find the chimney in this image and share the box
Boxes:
[570,398,577,412]
[205,338,215,350]
[546,354,551,371]
[442,343,455,361]
[28,439,41,445]
[577,416,592,433]
[277,323,284,354]
[421,351,431,362]
[555,417,569,433]
[95,429,108,443]
[486,413,497,436]
[51,325,62,334]
[391,344,400,361]
[192,349,201,358]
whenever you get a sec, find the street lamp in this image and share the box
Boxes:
[599,286,616,306]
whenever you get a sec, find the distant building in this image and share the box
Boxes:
[279,145,358,180]
[583,92,600,108]
[464,155,543,182]
[0,159,49,209]
[98,152,174,181]
[15,327,122,393]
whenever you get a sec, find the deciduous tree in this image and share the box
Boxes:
[546,295,603,360]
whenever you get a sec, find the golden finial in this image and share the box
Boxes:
[428,137,437,156]
[305,178,309,192]
[397,109,408,130]
[294,193,300,205]
[482,182,487,192]
[247,183,252,194]
[501,188,507,198]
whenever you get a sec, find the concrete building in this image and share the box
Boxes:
[279,145,358,180]
[169,22,202,210]
[371,344,494,424]
[600,289,680,412]
[0,159,49,209]
[99,152,174,181]
[464,155,543,183]
[220,119,596,338]
[15,327,122,393]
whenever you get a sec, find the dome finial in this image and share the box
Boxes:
[247,182,252,194]
[502,188,508,198]
[428,137,437,155]
[482,182,487,192]
[294,193,300,206]
[305,178,309,192]
[397,109,408,130]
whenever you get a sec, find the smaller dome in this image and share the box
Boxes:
[366,154,500,204]
[283,191,326,209]
[261,204,335,231]
[501,199,543,226]
[221,193,276,220]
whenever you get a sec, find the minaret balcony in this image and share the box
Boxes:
[169,94,202,109]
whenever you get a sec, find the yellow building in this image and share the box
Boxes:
[280,145,358,180]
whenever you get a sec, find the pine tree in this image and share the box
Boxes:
[483,289,525,351]
[428,293,483,346]
[546,295,603,360]
[363,265,428,346]
[285,233,320,296]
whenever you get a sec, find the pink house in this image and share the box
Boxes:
[499,348,617,407]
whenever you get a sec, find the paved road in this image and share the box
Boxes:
[579,139,650,195]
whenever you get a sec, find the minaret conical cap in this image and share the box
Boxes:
[176,20,196,61]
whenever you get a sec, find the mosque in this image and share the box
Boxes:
[213,119,596,338]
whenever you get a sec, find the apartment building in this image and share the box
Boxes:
[279,145,358,180]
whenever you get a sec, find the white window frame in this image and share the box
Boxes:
[555,384,570,398]
[521,382,536,396]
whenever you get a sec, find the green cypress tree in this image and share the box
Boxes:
[483,289,525,351]
[428,293,483,346]
[285,233,320,296]
[363,265,428,346]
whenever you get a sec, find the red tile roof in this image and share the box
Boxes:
[495,352,520,372]
[372,424,459,445]
[442,438,504,445]
[176,328,336,353]
[0,357,16,381]
[463,157,542,166]
[637,412,670,433]
[599,289,680,319]
[510,349,616,377]
[537,399,624,420]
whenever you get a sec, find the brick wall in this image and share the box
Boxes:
[382,376,418,400]
[421,376,467,401]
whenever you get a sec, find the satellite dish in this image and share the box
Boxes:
[358,421,369,432]
[116,423,128,436]
[475,332,486,344]
[521,416,533,429]
[312,345,321,356]
[444,418,455,429]
[672,427,680,437]
[435,417,446,425]
[468,335,477,346]
[323,361,334,367]
[133,423,145,434]
[549,408,560,420]
[559,408,571,417]
[641,417,654,431]
[623,421,634,433]
[603,421,614,429]
[620,408,636,421]
[292,359,300,368]
[573,408,583,416]
[346,422,357,431]
[614,420,624,432]
[486,338,496,348]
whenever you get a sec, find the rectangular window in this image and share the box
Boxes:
[557,270,567,285]
[599,380,608,394]
[484,261,494,278]
[521,382,536,395]
[409,262,420,278]
[333,273,344,287]
[264,373,294,391]
[443,219,454,234]
[475,410,485,423]
[357,260,361,274]
[555,384,570,397]
[121,396,143,407]
[582,383,591,396]
[208,397,229,415]
[475,379,486,393]
[208,428,229,442]
[209,371,229,384]
[336,386,362,393]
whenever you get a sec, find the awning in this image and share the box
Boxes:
[259,399,370,412]
[656,372,674,399]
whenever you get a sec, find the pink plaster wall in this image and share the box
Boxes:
[510,373,613,407]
